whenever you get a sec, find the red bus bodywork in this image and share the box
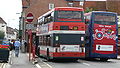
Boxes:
[36,7,85,60]
[84,11,118,61]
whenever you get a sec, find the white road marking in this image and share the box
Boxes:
[3,63,6,68]
[9,51,13,65]
[83,63,90,66]
[43,62,53,68]
[27,53,42,68]
[26,53,52,68]
[35,64,42,68]
[0,63,4,68]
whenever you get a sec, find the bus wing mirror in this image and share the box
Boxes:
[85,19,89,24]
[85,36,89,40]
[50,16,53,21]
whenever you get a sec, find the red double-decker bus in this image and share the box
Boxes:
[36,7,85,60]
[84,11,118,61]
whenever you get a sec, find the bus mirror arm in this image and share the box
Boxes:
[85,36,89,40]
[50,16,53,21]
[85,19,88,24]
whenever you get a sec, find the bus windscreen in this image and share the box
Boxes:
[58,11,82,19]
[94,13,116,25]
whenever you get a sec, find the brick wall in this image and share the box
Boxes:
[106,0,120,14]
[22,0,77,23]
[22,0,107,23]
[84,1,106,11]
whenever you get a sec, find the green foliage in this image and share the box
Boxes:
[85,7,96,13]
[85,7,92,13]
[0,31,5,39]
[0,31,5,44]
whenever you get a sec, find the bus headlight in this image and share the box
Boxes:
[80,44,85,47]
[81,37,84,41]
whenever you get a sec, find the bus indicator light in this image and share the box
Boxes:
[73,26,78,30]
[55,36,59,41]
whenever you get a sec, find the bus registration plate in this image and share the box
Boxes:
[96,45,113,51]
[60,45,79,52]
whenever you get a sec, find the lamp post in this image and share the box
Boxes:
[83,0,86,10]
[16,13,22,40]
[21,0,31,40]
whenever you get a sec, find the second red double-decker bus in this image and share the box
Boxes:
[84,11,118,61]
[36,7,85,60]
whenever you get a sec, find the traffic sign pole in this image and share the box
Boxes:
[26,13,34,61]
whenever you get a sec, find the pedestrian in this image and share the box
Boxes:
[14,39,21,57]
[21,38,26,53]
[24,41,27,53]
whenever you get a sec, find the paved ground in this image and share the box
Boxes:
[44,58,120,68]
[1,51,120,68]
[6,51,37,68]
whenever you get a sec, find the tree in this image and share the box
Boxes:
[0,31,5,44]
[84,7,93,13]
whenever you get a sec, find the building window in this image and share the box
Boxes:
[49,3,54,10]
[68,2,73,7]
[79,1,84,6]
[2,25,5,27]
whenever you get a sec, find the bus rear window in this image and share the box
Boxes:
[94,13,116,25]
[57,11,82,19]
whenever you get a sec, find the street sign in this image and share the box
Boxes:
[26,24,34,30]
[26,13,34,22]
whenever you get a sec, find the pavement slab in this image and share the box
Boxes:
[10,51,37,68]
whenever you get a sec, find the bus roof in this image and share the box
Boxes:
[92,11,117,14]
[84,11,117,16]
[54,7,84,11]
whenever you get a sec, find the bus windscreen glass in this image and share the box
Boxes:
[58,11,82,19]
[94,13,116,25]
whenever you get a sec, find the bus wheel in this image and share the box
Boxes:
[2,60,8,63]
[37,48,40,57]
[100,58,108,61]
[46,48,51,61]
[71,59,78,62]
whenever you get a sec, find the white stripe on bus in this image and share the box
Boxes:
[37,30,85,36]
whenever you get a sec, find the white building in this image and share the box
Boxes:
[0,17,7,39]
[6,27,18,40]
[0,17,18,40]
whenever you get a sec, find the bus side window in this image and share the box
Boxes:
[44,12,54,24]
[47,16,53,22]
[49,16,53,21]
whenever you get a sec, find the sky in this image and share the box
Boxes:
[0,0,112,30]
[0,0,22,29]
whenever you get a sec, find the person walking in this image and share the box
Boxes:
[14,39,21,57]
[21,38,26,53]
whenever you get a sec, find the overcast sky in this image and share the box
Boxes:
[0,0,107,29]
[0,0,22,29]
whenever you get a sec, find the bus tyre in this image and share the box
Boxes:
[46,48,51,61]
[100,58,108,61]
[37,48,40,57]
